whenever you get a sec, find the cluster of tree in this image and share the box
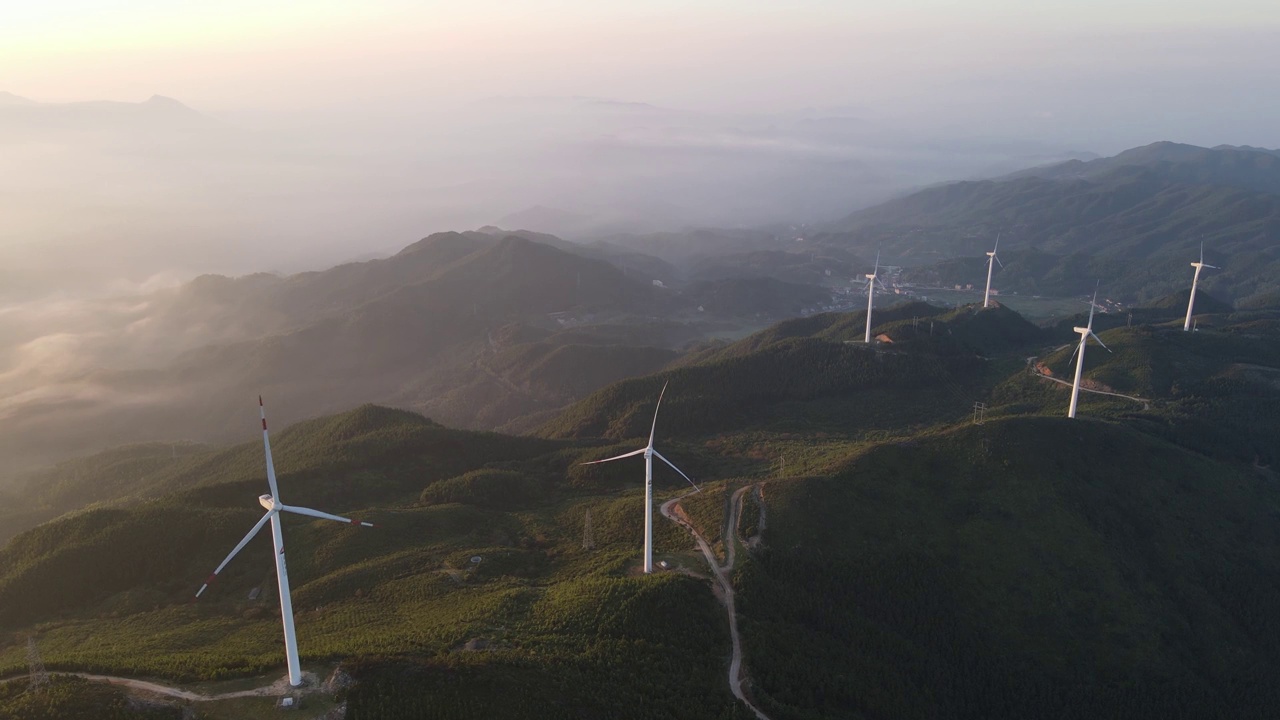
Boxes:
[733,417,1280,719]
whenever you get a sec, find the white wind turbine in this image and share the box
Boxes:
[579,381,699,573]
[195,397,375,687]
[1183,242,1219,331]
[1067,286,1112,419]
[863,251,881,343]
[983,233,1003,308]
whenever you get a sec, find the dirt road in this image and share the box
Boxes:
[1027,355,1151,409]
[2,671,307,702]
[662,489,772,720]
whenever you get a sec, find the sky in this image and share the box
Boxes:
[5,1,1279,123]
[1,0,1279,296]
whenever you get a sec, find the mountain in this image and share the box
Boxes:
[496,206,594,238]
[0,304,1277,719]
[1005,141,1280,194]
[0,94,220,139]
[822,142,1280,305]
[729,417,1280,719]
[1143,287,1233,315]
[0,404,744,719]
[0,91,35,107]
[683,277,832,317]
[595,228,784,263]
[538,301,1031,442]
[0,231,739,476]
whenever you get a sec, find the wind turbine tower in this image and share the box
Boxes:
[1067,287,1113,419]
[983,233,1003,308]
[196,397,375,687]
[579,382,699,573]
[864,252,881,343]
[1184,242,1219,331]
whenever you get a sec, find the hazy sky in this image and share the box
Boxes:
[3,0,1279,298]
[5,1,1279,135]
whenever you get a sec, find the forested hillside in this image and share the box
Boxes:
[820,142,1280,304]
[735,418,1280,720]
[1,301,1276,719]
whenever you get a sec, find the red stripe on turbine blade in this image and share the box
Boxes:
[206,574,217,585]
[259,395,263,406]
[262,419,268,430]
[350,518,359,525]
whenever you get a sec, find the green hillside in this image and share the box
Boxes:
[1,302,1277,719]
[0,402,749,719]
[2,405,561,542]
[0,676,179,720]
[821,143,1280,304]
[539,336,985,442]
[732,418,1280,720]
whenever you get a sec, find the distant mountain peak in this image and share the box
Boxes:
[0,91,35,106]
[140,94,202,115]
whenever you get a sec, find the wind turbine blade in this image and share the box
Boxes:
[1087,283,1099,329]
[1069,340,1082,366]
[1203,264,1219,270]
[281,504,375,527]
[1090,332,1112,353]
[1199,241,1204,264]
[653,450,700,492]
[260,396,280,500]
[649,381,668,448]
[994,254,1004,269]
[874,250,880,274]
[994,232,1000,253]
[196,511,272,598]
[579,447,647,465]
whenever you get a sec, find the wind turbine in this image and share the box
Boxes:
[983,233,1003,308]
[1067,286,1112,419]
[195,397,375,687]
[863,251,881,343]
[579,382,699,573]
[1183,242,1219,331]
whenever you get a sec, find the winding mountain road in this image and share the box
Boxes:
[1,671,305,702]
[1027,355,1151,409]
[662,486,772,720]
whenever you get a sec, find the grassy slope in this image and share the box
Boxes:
[736,417,1280,720]
[1,303,1276,719]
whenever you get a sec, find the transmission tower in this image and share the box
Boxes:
[582,510,595,551]
[26,636,49,690]
[972,401,987,425]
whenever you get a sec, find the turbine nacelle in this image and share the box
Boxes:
[259,494,279,512]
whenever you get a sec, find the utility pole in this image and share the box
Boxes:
[972,402,987,425]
